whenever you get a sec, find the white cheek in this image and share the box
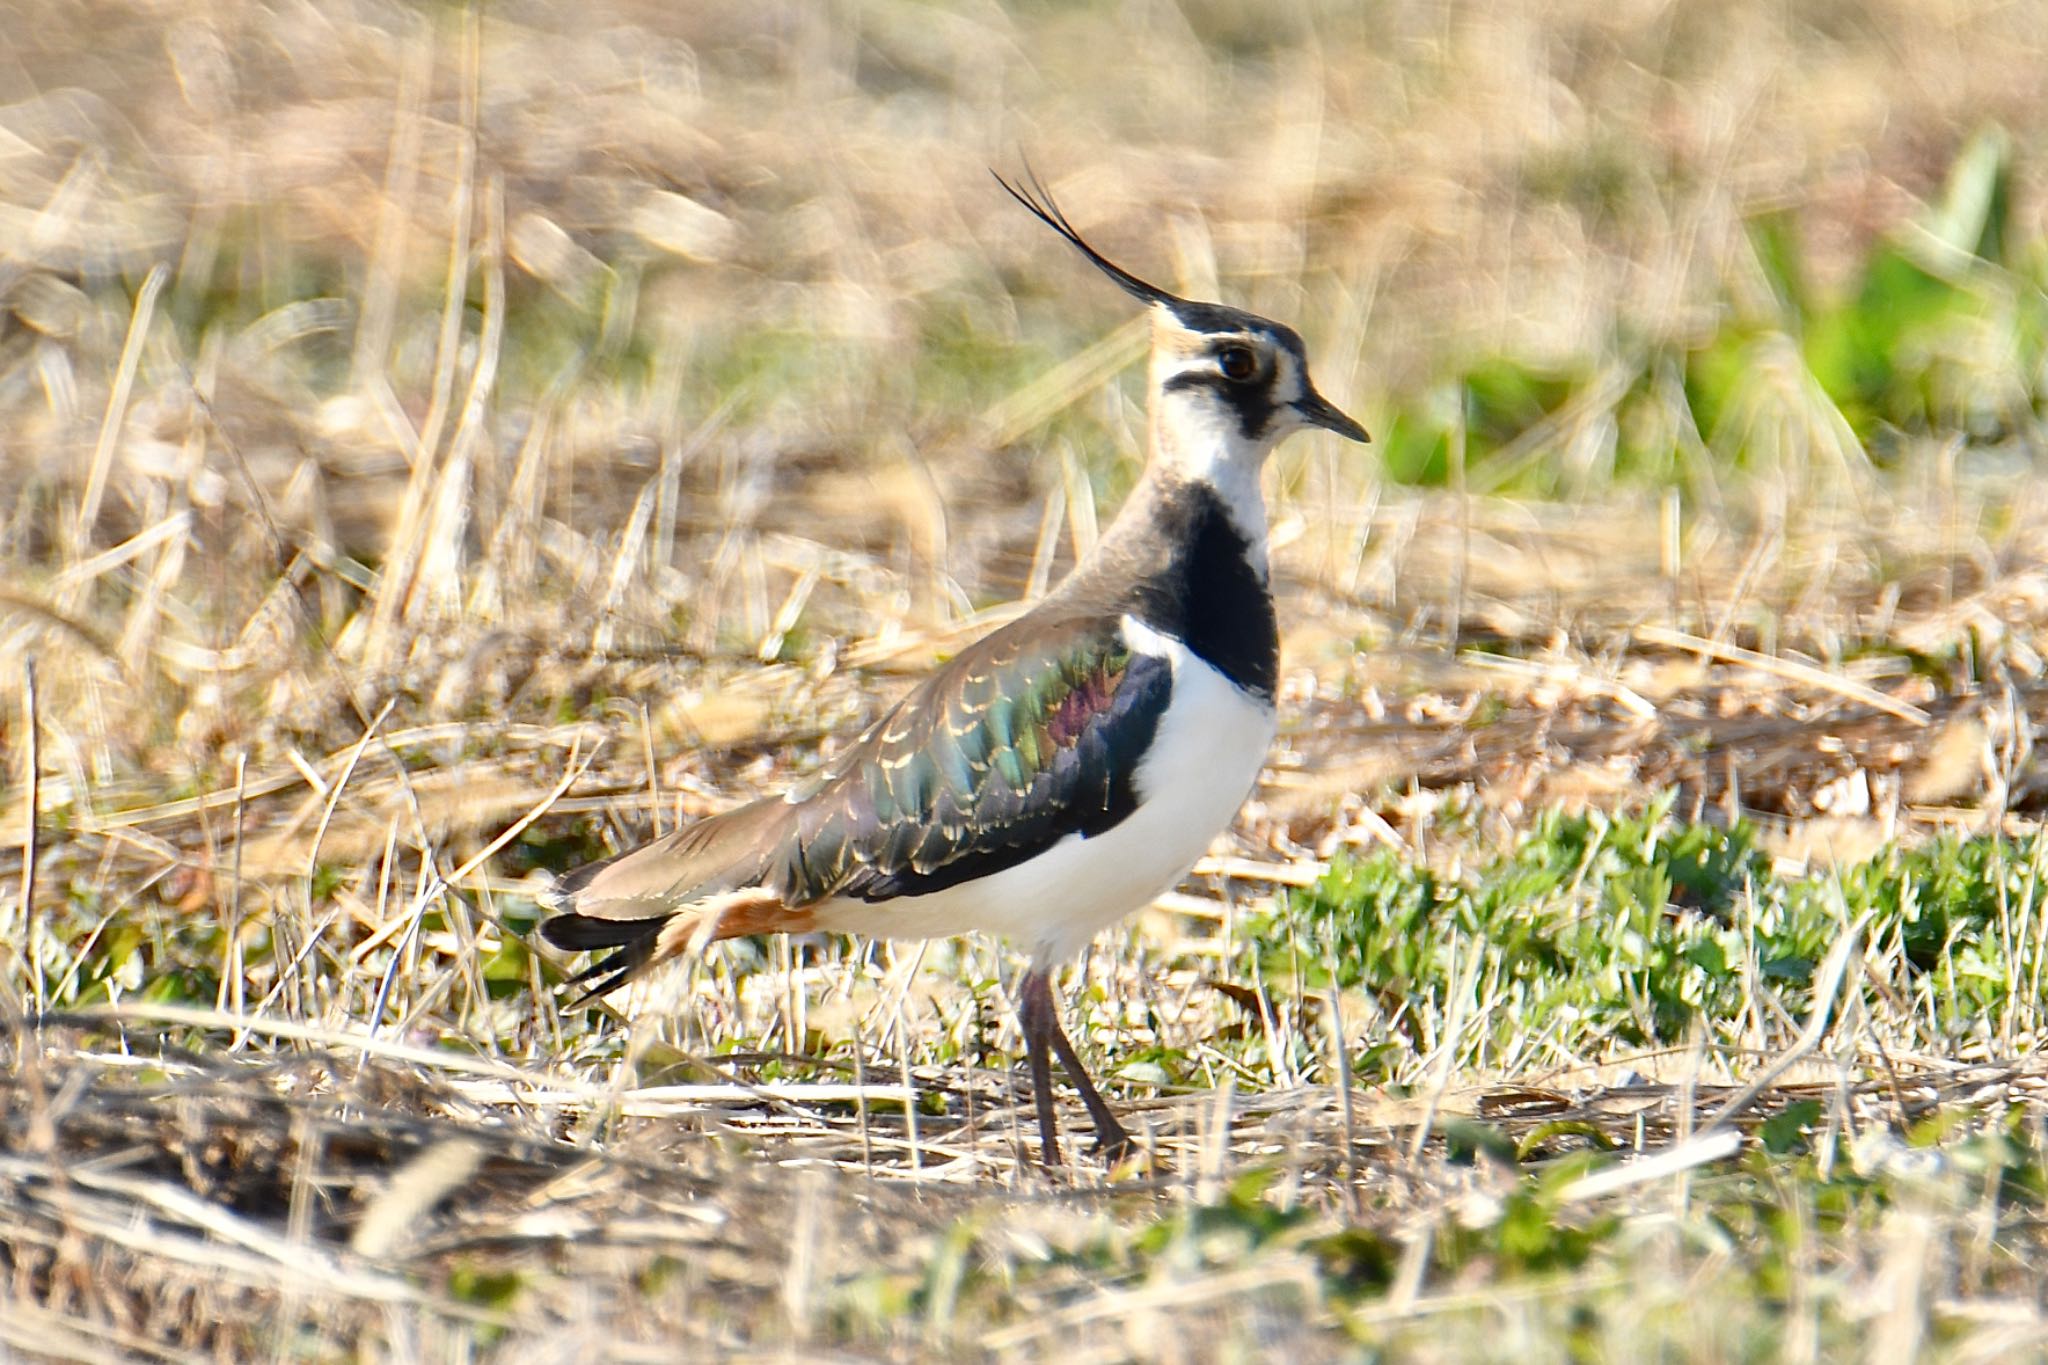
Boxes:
[1166,396,1243,473]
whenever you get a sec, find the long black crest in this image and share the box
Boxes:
[992,163,1187,312]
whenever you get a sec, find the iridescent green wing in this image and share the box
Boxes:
[771,612,1173,903]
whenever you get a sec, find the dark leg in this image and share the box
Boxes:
[1019,967,1064,1165]
[1045,1010,1134,1161]
[1018,968,1134,1164]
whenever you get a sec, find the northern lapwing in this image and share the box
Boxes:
[539,169,1369,1164]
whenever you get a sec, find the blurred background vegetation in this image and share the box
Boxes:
[2,0,2044,795]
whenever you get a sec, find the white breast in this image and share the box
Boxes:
[812,615,1276,965]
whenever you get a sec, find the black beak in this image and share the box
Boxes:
[1295,388,1370,443]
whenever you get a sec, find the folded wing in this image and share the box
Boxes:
[540,610,1172,994]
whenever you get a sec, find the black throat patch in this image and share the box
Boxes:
[1127,484,1278,698]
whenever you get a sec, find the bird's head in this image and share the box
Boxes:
[995,168,1367,500]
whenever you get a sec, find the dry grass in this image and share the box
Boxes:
[6,0,2048,1358]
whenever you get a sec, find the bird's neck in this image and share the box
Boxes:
[1068,466,1280,699]
[1142,393,1272,567]
[1092,466,1267,585]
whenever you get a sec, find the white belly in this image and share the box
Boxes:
[812,616,1276,965]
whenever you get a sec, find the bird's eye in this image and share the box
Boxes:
[1217,345,1258,383]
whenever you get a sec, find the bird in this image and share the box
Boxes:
[538,168,1369,1165]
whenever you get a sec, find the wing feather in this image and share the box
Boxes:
[540,610,1172,983]
[777,612,1171,905]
